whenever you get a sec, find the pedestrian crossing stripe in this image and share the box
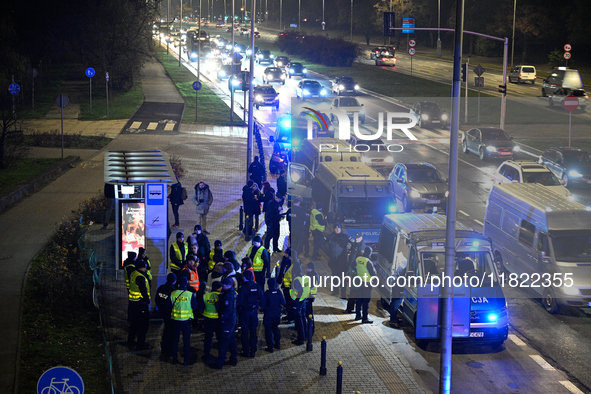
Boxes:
[147,122,158,130]
[164,123,175,131]
[131,121,142,129]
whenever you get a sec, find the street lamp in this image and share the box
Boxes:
[437,0,441,57]
[350,0,353,41]
[511,0,516,68]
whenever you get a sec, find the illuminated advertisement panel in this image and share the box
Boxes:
[120,201,145,268]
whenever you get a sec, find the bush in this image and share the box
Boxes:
[548,49,565,68]
[169,154,186,179]
[24,130,111,149]
[276,34,359,67]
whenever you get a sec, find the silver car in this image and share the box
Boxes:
[389,163,448,213]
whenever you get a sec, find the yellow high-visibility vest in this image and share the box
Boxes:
[290,276,311,301]
[248,246,266,271]
[129,270,150,302]
[309,209,325,232]
[170,242,188,270]
[355,256,373,283]
[171,290,194,320]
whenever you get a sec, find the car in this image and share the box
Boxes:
[331,76,359,96]
[296,80,328,100]
[205,57,223,74]
[370,46,395,60]
[508,65,536,84]
[462,127,519,160]
[347,136,394,171]
[228,71,250,91]
[542,67,583,97]
[410,101,449,129]
[538,147,591,187]
[217,64,232,80]
[256,49,274,64]
[548,88,588,110]
[240,27,248,35]
[252,31,261,38]
[330,97,365,123]
[274,56,290,68]
[287,62,307,78]
[233,43,246,55]
[493,160,571,197]
[216,22,225,28]
[375,54,396,66]
[389,163,448,213]
[278,31,297,40]
[246,46,259,57]
[262,67,286,84]
[253,85,279,110]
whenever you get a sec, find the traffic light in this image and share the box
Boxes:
[498,84,507,95]
[461,63,467,82]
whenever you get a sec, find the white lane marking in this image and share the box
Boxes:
[559,381,584,394]
[424,143,489,174]
[473,219,484,226]
[131,121,142,128]
[458,210,470,217]
[164,123,175,131]
[508,334,526,347]
[529,355,555,371]
[147,122,158,130]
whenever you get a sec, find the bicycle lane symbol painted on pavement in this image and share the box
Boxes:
[38,366,84,394]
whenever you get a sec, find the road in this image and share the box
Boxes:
[160,27,591,393]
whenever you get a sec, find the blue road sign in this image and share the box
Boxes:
[106,72,110,82]
[37,366,84,394]
[85,68,95,78]
[8,83,20,95]
[192,81,202,91]
[402,17,415,34]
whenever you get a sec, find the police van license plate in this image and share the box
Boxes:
[469,332,484,338]
[427,200,440,204]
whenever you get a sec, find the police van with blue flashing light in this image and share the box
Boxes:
[376,214,509,347]
[311,162,397,245]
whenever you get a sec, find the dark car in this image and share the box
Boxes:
[263,67,286,85]
[287,62,307,78]
[462,127,519,160]
[252,31,261,38]
[538,147,591,187]
[233,43,246,55]
[389,163,448,213]
[331,76,360,96]
[274,56,290,68]
[296,80,328,100]
[217,64,232,80]
[410,101,449,129]
[228,71,250,92]
[253,85,279,110]
[370,46,395,60]
[256,49,274,64]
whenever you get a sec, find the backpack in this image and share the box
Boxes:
[181,187,188,200]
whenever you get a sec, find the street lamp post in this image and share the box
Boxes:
[280,0,282,31]
[322,0,324,30]
[350,0,353,41]
[511,0,516,68]
[298,0,301,31]
[437,0,441,57]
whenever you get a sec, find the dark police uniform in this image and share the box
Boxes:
[262,278,285,352]
[237,278,264,357]
[213,286,238,369]
[155,274,177,359]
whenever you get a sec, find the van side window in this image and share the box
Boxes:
[502,210,519,237]
[486,202,503,228]
[408,247,418,276]
[537,232,549,255]
[378,228,397,265]
[518,220,535,248]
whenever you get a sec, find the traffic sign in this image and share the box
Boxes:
[402,17,415,34]
[192,81,202,91]
[8,83,20,95]
[408,39,416,48]
[474,77,484,87]
[564,44,572,52]
[85,68,95,78]
[37,366,84,394]
[408,47,416,56]
[563,95,579,111]
[56,95,69,108]
[106,72,109,82]
[473,64,485,77]
[563,52,571,60]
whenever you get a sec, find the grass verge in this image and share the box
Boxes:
[24,130,112,150]
[0,158,61,195]
[79,80,144,120]
[154,45,245,126]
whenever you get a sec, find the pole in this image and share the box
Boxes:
[322,0,325,29]
[350,0,353,41]
[231,0,235,121]
[477,83,480,124]
[465,56,469,124]
[336,361,343,394]
[320,336,327,375]
[298,0,301,31]
[437,0,441,57]
[388,0,392,45]
[247,0,255,180]
[501,38,508,130]
[106,74,109,119]
[198,0,201,78]
[440,0,464,393]
[60,97,64,159]
[179,0,183,67]
[89,77,92,114]
[196,90,199,121]
[280,0,282,31]
[511,0,516,68]
[32,74,35,109]
[568,111,572,148]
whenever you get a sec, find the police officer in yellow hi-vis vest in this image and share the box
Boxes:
[123,251,137,292]
[289,260,310,346]
[247,235,271,288]
[170,277,199,365]
[355,247,377,324]
[309,202,327,259]
[170,232,188,278]
[209,240,225,271]
[127,259,151,351]
[202,281,222,363]
[304,261,320,337]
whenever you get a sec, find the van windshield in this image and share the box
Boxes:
[421,251,497,284]
[340,198,395,224]
[551,230,591,262]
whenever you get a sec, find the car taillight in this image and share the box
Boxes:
[382,58,386,61]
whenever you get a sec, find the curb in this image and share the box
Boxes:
[0,155,80,214]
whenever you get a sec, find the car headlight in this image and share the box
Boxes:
[421,114,429,120]
[445,191,449,197]
[385,156,394,163]
[290,69,294,73]
[513,146,520,152]
[303,68,307,73]
[255,94,263,101]
[569,170,583,178]
[268,75,273,80]
[354,84,359,90]
[270,54,275,58]
[441,114,448,121]
[232,79,240,86]
[303,89,310,95]
[410,190,421,198]
[190,52,198,59]
[321,89,327,95]
[280,74,286,79]
[486,146,497,152]
[219,71,226,77]
[277,62,282,66]
[226,44,232,49]
[562,285,580,296]
[339,84,345,90]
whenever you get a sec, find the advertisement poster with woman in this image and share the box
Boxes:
[121,202,145,268]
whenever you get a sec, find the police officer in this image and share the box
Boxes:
[237,270,263,357]
[290,197,309,256]
[181,254,200,294]
[170,277,199,365]
[290,260,310,346]
[309,202,327,259]
[202,281,222,363]
[211,278,238,369]
[325,223,349,296]
[247,235,271,289]
[127,259,151,351]
[264,192,284,254]
[137,247,152,285]
[262,278,285,352]
[123,251,137,293]
[209,240,225,271]
[345,232,366,314]
[305,261,320,337]
[354,247,377,324]
[170,232,188,279]
[277,248,294,322]
[156,273,177,361]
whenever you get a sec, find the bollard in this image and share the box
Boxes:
[319,336,327,375]
[306,314,313,351]
[239,206,244,230]
[336,361,343,394]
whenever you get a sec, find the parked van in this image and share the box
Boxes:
[541,67,583,97]
[312,162,396,244]
[375,214,508,346]
[295,138,362,175]
[483,183,591,313]
[508,65,536,84]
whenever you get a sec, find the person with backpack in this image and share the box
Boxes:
[193,181,213,234]
[168,180,186,229]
